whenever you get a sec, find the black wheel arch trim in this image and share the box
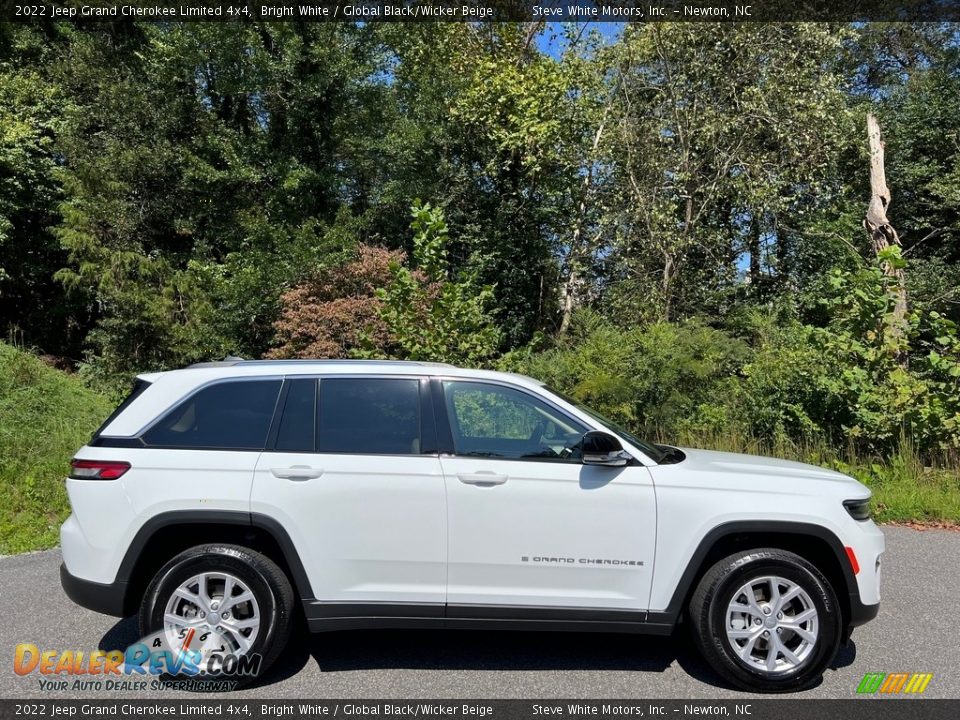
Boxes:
[650,520,863,628]
[62,510,313,618]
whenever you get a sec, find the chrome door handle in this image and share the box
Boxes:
[457,472,508,486]
[272,466,324,480]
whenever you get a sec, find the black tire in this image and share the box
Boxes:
[139,544,295,689]
[688,548,841,693]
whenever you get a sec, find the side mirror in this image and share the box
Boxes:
[581,431,629,467]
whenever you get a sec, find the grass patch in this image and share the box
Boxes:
[0,343,112,554]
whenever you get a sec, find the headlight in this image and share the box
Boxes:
[844,497,872,521]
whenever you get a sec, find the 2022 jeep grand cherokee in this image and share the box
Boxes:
[60,359,883,692]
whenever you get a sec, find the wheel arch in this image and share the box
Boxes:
[117,511,312,617]
[650,521,857,629]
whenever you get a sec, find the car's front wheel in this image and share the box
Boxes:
[688,548,841,692]
[139,544,294,688]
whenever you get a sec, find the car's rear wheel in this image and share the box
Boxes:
[688,548,841,692]
[139,544,294,689]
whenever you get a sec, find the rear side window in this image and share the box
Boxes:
[143,380,282,450]
[318,378,421,455]
[275,378,317,452]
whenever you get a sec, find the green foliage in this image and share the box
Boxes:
[0,342,112,553]
[811,250,960,451]
[372,202,500,365]
[0,25,85,355]
[504,310,751,435]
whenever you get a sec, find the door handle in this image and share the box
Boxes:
[457,472,508,486]
[271,465,324,480]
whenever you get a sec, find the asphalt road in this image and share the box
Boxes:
[1,526,957,699]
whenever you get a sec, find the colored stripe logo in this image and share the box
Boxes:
[857,672,933,694]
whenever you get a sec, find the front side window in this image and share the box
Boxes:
[143,379,282,450]
[442,381,587,461]
[318,378,421,455]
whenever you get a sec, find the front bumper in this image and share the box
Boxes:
[60,563,128,618]
[847,593,880,627]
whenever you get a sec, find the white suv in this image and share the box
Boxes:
[60,360,883,692]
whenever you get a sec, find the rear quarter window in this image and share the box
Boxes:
[142,379,282,450]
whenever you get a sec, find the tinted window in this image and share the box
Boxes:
[275,378,317,452]
[143,380,281,450]
[443,381,587,461]
[318,378,421,455]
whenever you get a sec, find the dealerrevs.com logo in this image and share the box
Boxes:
[14,628,261,692]
[856,672,934,695]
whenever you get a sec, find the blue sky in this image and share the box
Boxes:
[535,21,625,58]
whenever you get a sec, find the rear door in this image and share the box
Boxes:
[250,376,447,615]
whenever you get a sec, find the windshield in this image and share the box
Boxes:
[545,386,669,463]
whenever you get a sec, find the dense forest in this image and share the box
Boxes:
[2,21,960,515]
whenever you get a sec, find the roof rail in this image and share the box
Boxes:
[186,355,246,369]
[238,359,456,368]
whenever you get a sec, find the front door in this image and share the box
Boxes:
[437,380,657,613]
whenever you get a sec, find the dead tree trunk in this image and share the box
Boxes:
[864,113,909,365]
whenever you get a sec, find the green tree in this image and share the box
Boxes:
[373,202,500,365]
[607,23,853,321]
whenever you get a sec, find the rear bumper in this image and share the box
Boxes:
[60,563,128,618]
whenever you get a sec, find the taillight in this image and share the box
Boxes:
[69,459,130,480]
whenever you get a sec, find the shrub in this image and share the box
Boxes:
[269,245,403,359]
[504,311,751,436]
[0,342,112,553]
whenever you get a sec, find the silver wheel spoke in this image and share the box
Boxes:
[789,608,817,624]
[781,623,817,643]
[777,585,802,609]
[738,634,761,661]
[768,579,781,613]
[221,616,259,631]
[765,640,779,671]
[223,627,251,654]
[221,576,235,604]
[729,601,762,619]
[221,591,254,612]
[197,575,209,605]
[775,635,802,666]
[174,588,203,608]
